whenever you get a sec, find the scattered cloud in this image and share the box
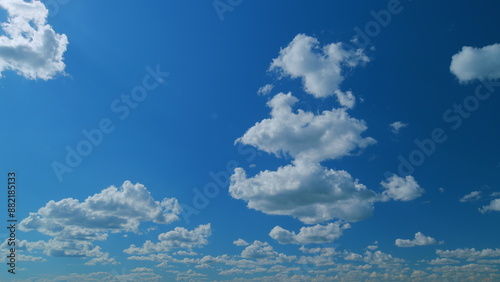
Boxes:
[16,181,183,265]
[450,43,500,83]
[344,250,404,266]
[20,181,182,238]
[380,175,425,202]
[124,224,212,255]
[236,92,375,163]
[479,199,500,213]
[395,232,443,247]
[459,191,482,202]
[233,239,249,246]
[269,34,369,107]
[230,161,377,224]
[490,192,500,197]
[437,247,500,261]
[0,0,68,80]
[269,222,350,245]
[428,258,460,265]
[241,241,278,259]
[257,84,274,95]
[389,121,408,134]
[5,239,117,265]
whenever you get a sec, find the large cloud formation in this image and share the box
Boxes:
[0,0,68,80]
[20,181,182,237]
[270,33,369,107]
[230,161,376,224]
[450,43,500,83]
[236,92,375,163]
[231,35,386,225]
[17,181,182,264]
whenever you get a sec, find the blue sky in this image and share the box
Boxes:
[0,0,500,281]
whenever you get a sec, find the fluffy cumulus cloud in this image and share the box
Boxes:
[0,0,68,80]
[459,191,482,202]
[239,241,296,263]
[230,161,377,224]
[233,239,249,246]
[437,248,500,261]
[236,93,375,163]
[241,241,279,259]
[124,224,212,255]
[20,181,182,238]
[15,181,183,264]
[6,239,118,265]
[395,232,443,247]
[270,34,369,107]
[344,250,404,266]
[479,198,500,213]
[380,175,424,202]
[428,258,460,265]
[389,121,408,134]
[269,222,350,245]
[450,43,500,83]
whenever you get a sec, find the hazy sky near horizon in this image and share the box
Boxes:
[0,0,500,281]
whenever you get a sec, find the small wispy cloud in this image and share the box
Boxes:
[459,191,482,202]
[389,121,408,134]
[257,84,274,95]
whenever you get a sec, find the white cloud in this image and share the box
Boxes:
[459,191,482,202]
[230,161,377,224]
[363,250,404,265]
[241,241,278,259]
[479,198,500,213]
[22,271,164,282]
[84,252,119,265]
[380,175,424,202]
[389,121,408,134]
[450,43,500,83]
[20,181,182,238]
[236,92,375,163]
[257,84,274,95]
[17,181,183,264]
[437,248,500,261]
[124,224,212,255]
[233,239,249,246]
[15,254,46,262]
[9,239,116,264]
[395,232,443,247]
[344,250,404,265]
[299,246,338,256]
[428,258,460,265]
[131,267,154,272]
[0,0,68,80]
[174,250,198,256]
[269,34,368,107]
[269,222,350,245]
